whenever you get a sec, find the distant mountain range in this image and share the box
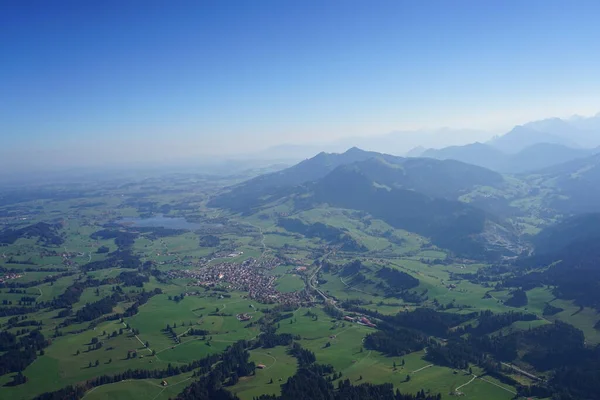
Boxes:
[253,113,600,163]
[488,125,580,154]
[251,128,496,162]
[414,114,600,173]
[420,142,598,173]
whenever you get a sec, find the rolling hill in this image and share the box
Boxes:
[210,148,520,259]
[513,213,600,310]
[533,153,600,213]
[209,147,504,212]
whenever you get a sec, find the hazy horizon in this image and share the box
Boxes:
[2,1,600,171]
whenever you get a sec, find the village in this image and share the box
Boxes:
[168,257,310,305]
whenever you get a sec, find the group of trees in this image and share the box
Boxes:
[466,310,537,336]
[255,332,295,349]
[35,340,253,400]
[0,329,49,378]
[376,267,420,292]
[277,218,368,252]
[504,289,528,307]
[364,328,427,357]
[116,271,149,287]
[0,222,64,246]
[68,293,122,324]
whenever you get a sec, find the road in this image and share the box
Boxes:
[501,362,544,382]
[340,276,371,295]
[308,265,329,302]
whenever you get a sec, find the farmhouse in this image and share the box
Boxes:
[237,313,253,321]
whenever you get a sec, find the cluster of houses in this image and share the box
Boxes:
[344,315,376,328]
[169,257,310,305]
[0,272,23,283]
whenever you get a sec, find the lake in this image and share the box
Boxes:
[119,215,219,230]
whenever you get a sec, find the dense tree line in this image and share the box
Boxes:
[426,320,590,377]
[277,218,367,252]
[0,271,75,291]
[466,310,537,336]
[364,328,428,356]
[323,303,344,319]
[116,271,149,287]
[0,329,49,376]
[542,303,564,316]
[186,328,210,336]
[340,260,363,277]
[387,308,473,337]
[90,229,137,248]
[0,222,64,246]
[425,338,484,370]
[289,343,317,367]
[48,280,88,309]
[343,305,474,338]
[121,288,162,318]
[376,267,419,292]
[68,293,122,323]
[199,234,221,247]
[81,249,142,271]
[0,306,40,317]
[504,289,528,307]
[255,332,295,349]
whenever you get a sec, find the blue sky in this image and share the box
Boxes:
[1,0,600,167]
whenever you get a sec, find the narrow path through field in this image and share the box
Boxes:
[121,321,156,358]
[150,377,191,400]
[455,374,477,392]
[177,328,191,338]
[81,385,100,399]
[334,325,355,338]
[412,364,433,374]
[340,276,372,295]
[253,352,278,369]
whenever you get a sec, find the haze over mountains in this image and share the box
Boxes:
[211,121,600,261]
[253,113,600,164]
[412,113,600,173]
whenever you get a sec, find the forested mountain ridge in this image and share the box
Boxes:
[210,148,519,259]
[507,214,600,310]
[209,147,504,212]
[311,165,513,259]
[530,153,600,214]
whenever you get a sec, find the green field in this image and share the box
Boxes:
[0,171,597,400]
